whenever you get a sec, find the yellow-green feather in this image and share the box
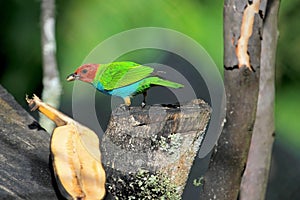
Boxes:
[96,62,154,90]
[136,77,184,94]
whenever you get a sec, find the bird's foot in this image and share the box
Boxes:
[141,92,147,109]
[141,101,146,108]
[119,104,130,111]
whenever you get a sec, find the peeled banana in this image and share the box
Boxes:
[26,95,106,200]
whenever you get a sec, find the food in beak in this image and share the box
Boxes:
[66,73,77,81]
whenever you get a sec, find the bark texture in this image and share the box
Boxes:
[0,85,57,199]
[240,0,280,199]
[101,100,211,199]
[200,0,267,199]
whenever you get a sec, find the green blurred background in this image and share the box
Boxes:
[0,0,299,199]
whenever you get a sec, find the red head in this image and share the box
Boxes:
[66,64,99,83]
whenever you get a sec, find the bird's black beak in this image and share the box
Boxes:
[66,73,78,81]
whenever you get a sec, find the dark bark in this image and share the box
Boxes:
[240,1,280,199]
[0,85,57,199]
[200,0,268,199]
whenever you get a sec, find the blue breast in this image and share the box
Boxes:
[93,81,142,98]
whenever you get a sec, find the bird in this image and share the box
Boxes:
[66,61,184,107]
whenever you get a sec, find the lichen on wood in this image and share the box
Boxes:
[102,99,211,198]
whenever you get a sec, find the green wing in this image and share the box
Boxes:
[98,62,154,90]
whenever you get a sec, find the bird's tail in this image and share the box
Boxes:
[147,77,184,88]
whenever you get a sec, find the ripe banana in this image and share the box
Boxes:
[26,95,106,200]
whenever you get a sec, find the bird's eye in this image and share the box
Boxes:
[82,69,88,74]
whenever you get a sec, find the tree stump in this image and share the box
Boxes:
[102,100,211,199]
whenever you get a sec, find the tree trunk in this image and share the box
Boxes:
[40,0,61,133]
[240,0,280,199]
[200,0,267,199]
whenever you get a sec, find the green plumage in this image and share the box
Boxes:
[69,61,184,106]
[135,77,184,94]
[94,62,154,90]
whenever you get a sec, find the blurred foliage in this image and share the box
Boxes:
[55,0,223,99]
[275,0,300,152]
[0,0,299,151]
[276,86,300,152]
[276,0,300,85]
[0,0,42,101]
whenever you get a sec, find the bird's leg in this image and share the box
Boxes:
[123,96,131,107]
[141,92,147,108]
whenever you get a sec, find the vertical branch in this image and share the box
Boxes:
[240,0,280,199]
[40,0,61,132]
[200,0,267,199]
